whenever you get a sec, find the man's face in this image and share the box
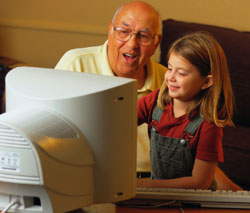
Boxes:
[107,5,160,78]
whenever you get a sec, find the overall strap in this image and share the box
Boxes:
[152,103,204,136]
[152,104,163,121]
[184,115,204,136]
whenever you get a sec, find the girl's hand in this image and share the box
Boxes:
[136,177,150,188]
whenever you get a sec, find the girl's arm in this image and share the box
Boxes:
[137,159,217,189]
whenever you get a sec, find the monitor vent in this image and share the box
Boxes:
[21,109,78,139]
[0,124,30,148]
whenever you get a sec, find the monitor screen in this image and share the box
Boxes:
[0,67,137,212]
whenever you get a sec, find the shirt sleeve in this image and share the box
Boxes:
[195,123,224,162]
[55,50,75,70]
[137,90,159,126]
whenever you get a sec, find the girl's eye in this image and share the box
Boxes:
[178,72,187,76]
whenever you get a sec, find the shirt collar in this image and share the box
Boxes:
[138,58,155,93]
[100,40,115,76]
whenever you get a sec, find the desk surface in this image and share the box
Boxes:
[83,203,250,213]
[116,206,250,212]
[1,204,249,213]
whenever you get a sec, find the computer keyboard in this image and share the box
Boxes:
[126,187,250,209]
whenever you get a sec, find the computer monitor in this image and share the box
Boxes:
[0,67,137,212]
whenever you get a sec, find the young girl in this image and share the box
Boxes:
[137,31,234,190]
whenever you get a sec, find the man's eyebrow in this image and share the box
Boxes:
[139,28,151,32]
[120,21,151,32]
[121,21,130,28]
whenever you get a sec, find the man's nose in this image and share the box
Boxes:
[126,33,139,48]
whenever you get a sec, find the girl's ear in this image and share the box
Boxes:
[201,74,213,90]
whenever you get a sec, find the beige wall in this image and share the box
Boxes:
[0,0,250,68]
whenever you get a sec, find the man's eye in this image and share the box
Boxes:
[119,29,130,35]
[139,33,150,39]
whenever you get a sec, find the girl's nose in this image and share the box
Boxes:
[166,70,176,82]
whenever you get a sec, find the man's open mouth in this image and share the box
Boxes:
[123,53,137,59]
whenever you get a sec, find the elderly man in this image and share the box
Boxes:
[55,1,166,175]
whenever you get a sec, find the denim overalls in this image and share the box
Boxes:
[150,105,204,180]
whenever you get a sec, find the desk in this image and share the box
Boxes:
[116,206,250,212]
[82,204,250,213]
[1,204,249,213]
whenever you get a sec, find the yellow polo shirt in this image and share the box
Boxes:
[55,40,166,172]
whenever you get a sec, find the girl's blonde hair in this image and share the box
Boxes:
[158,31,234,127]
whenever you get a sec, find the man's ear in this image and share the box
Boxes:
[154,34,162,50]
[108,23,113,35]
[155,34,162,47]
[201,74,213,90]
[151,34,162,55]
[107,23,114,43]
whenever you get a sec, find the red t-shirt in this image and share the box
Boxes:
[138,90,224,162]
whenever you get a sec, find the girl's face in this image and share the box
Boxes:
[165,52,209,104]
